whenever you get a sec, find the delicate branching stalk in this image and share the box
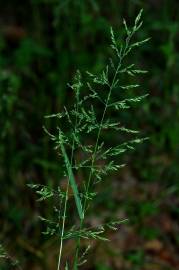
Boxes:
[29,9,149,270]
[57,74,82,270]
[73,45,123,270]
[73,9,149,268]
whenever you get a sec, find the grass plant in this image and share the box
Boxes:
[29,9,149,269]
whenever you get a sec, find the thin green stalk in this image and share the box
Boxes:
[57,181,69,270]
[82,25,138,214]
[60,11,146,268]
[29,10,147,270]
[83,62,121,211]
[57,98,80,270]
[73,60,122,269]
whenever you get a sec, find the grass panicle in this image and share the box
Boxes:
[29,9,149,269]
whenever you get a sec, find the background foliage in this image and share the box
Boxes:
[1,0,179,269]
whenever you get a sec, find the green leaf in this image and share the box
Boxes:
[58,131,84,220]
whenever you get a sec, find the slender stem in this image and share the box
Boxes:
[57,182,69,270]
[84,60,122,211]
[57,100,79,270]
[73,60,122,269]
[83,37,133,213]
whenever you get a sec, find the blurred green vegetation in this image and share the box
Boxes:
[1,0,179,269]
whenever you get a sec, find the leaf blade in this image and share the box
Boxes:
[59,133,84,220]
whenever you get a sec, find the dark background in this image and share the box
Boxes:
[1,0,179,269]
